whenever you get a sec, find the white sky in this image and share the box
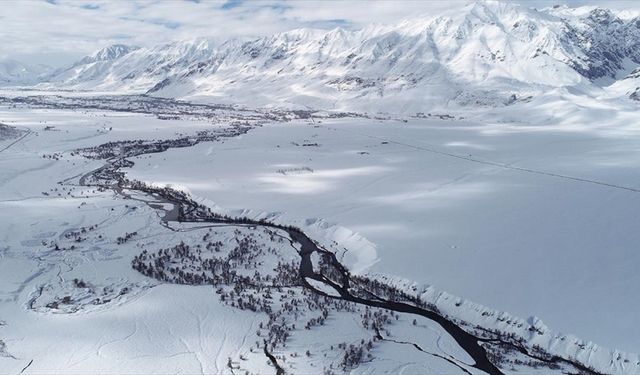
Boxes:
[2,0,639,67]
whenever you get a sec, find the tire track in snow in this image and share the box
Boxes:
[377,332,473,375]
[325,125,640,194]
[0,129,31,154]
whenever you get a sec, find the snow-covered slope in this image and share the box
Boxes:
[33,1,640,112]
[605,67,640,100]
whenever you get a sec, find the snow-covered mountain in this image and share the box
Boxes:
[47,44,141,86]
[0,59,52,85]
[30,1,640,111]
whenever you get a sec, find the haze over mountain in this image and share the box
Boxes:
[0,60,52,85]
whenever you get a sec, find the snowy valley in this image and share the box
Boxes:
[1,1,640,375]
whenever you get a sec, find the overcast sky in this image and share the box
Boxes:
[2,0,639,67]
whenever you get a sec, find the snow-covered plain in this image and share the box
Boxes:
[0,104,502,375]
[1,95,640,374]
[127,114,640,354]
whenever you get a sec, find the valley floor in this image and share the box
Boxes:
[128,114,640,354]
[0,95,639,374]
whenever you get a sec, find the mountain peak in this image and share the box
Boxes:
[84,44,140,64]
[586,7,622,25]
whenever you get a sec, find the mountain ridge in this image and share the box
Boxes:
[6,0,640,113]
